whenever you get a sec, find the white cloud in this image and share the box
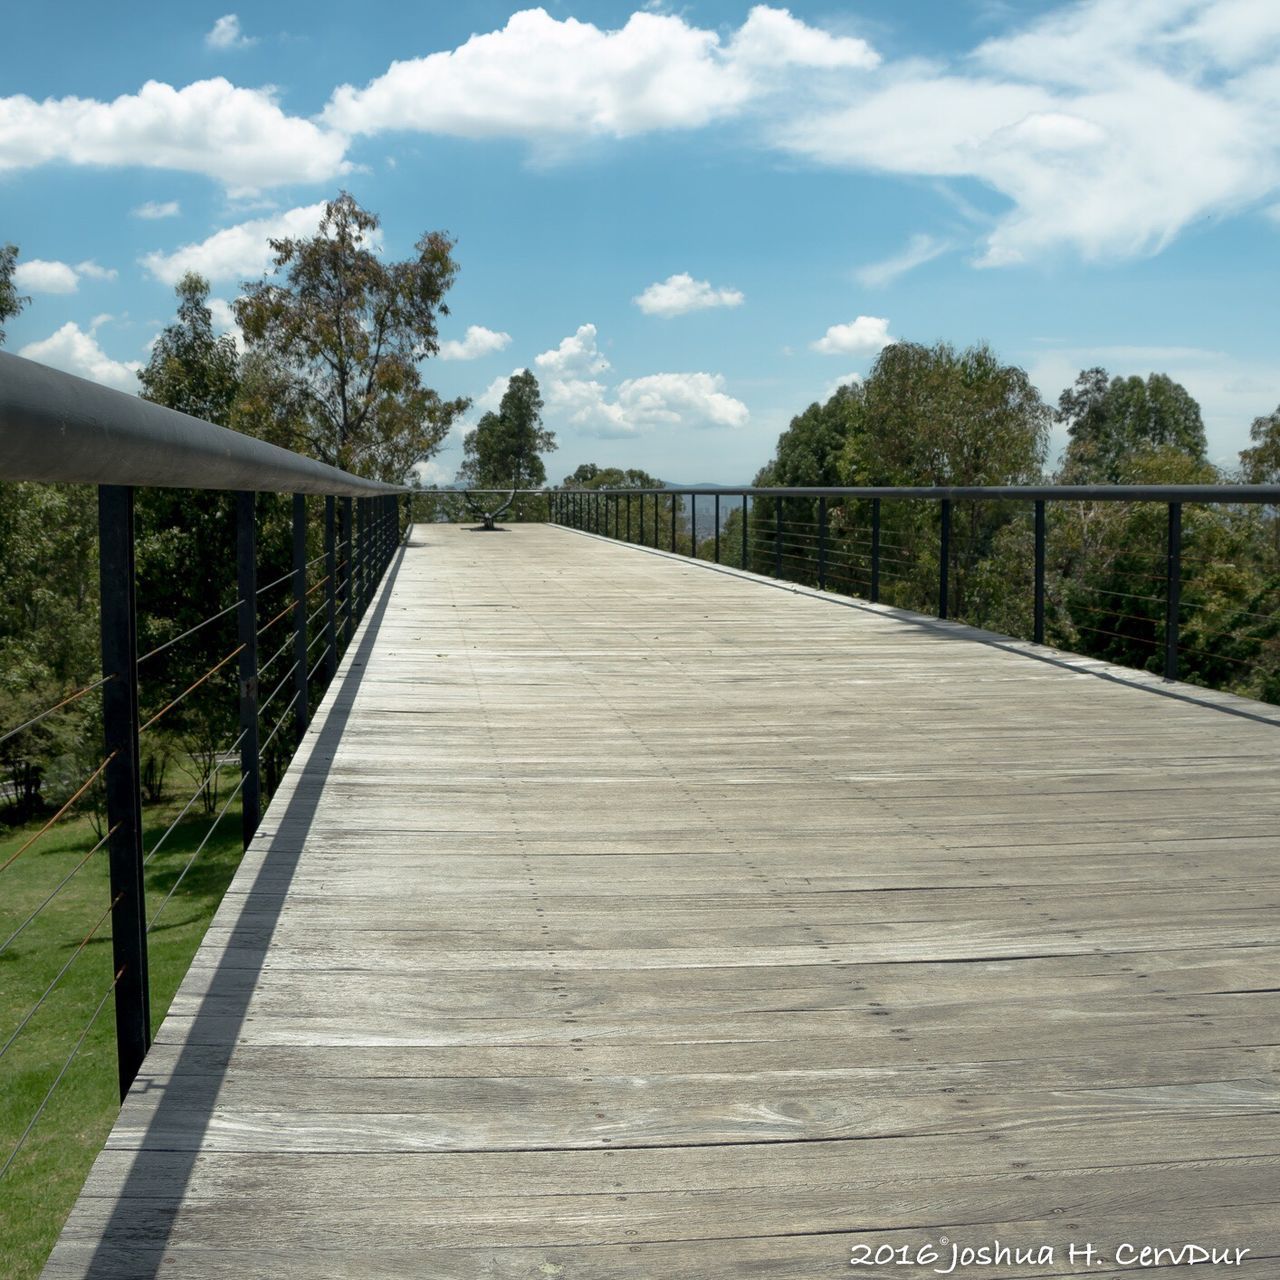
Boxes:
[617,372,749,428]
[205,15,255,51]
[534,325,747,437]
[774,0,1280,265]
[535,323,611,378]
[141,203,329,285]
[0,79,348,192]
[821,372,863,400]
[75,260,117,282]
[811,315,894,356]
[438,325,512,361]
[323,6,876,143]
[133,200,181,220]
[856,234,950,288]
[19,322,142,392]
[633,272,745,317]
[726,6,879,71]
[13,259,79,294]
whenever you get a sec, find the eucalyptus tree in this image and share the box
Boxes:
[235,192,469,482]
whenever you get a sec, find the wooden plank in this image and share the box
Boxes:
[42,523,1280,1278]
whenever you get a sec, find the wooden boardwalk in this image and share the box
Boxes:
[46,523,1280,1277]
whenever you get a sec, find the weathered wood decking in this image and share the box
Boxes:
[46,523,1280,1277]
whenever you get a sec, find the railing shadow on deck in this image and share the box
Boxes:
[78,538,408,1279]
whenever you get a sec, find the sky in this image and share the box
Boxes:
[3,0,1279,484]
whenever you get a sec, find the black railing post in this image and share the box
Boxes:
[292,494,308,743]
[670,494,677,553]
[741,494,748,570]
[654,493,659,547]
[1165,502,1182,680]
[690,494,697,559]
[773,495,782,578]
[236,490,261,847]
[638,493,645,545]
[714,493,721,564]
[870,498,881,603]
[1033,499,1046,645]
[324,495,337,682]
[341,497,354,647]
[97,484,151,1100]
[818,496,827,591]
[938,499,952,619]
[626,494,632,543]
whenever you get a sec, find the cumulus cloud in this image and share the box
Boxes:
[133,200,181,219]
[205,15,255,51]
[19,322,142,392]
[76,260,117,282]
[0,79,348,192]
[323,6,876,142]
[534,324,747,437]
[821,372,864,400]
[438,325,512,361]
[535,323,612,378]
[141,203,329,285]
[856,234,950,288]
[811,315,894,356]
[774,0,1280,265]
[726,6,879,70]
[634,272,745,317]
[13,259,79,294]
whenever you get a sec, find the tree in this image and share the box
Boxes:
[1240,406,1280,485]
[459,370,556,516]
[137,273,240,422]
[1057,369,1206,481]
[846,341,1048,487]
[234,191,468,482]
[0,243,27,344]
[833,341,1049,617]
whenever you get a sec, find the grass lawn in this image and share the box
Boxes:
[0,786,245,1279]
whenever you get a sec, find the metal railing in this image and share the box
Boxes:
[549,483,1280,691]
[0,351,409,1177]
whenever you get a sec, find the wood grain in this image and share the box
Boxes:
[43,523,1280,1277]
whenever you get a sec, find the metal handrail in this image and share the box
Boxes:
[0,351,404,496]
[549,483,1280,503]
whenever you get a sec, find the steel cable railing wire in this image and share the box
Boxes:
[0,753,116,876]
[145,774,248,934]
[258,662,300,721]
[137,644,244,737]
[0,675,115,749]
[0,892,122,1066]
[136,599,240,668]
[0,964,125,1183]
[0,823,118,959]
[142,726,249,869]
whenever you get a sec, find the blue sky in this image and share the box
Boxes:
[4,0,1279,484]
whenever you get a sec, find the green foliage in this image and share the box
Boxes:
[459,370,556,520]
[845,341,1049,486]
[1057,368,1207,481]
[0,483,99,821]
[460,370,555,489]
[235,191,469,481]
[1,243,29,345]
[1240,406,1280,484]
[0,795,244,1280]
[136,274,239,423]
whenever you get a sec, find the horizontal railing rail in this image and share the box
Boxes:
[0,354,411,1195]
[549,482,1280,697]
[0,351,404,495]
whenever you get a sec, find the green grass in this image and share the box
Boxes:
[0,787,245,1279]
